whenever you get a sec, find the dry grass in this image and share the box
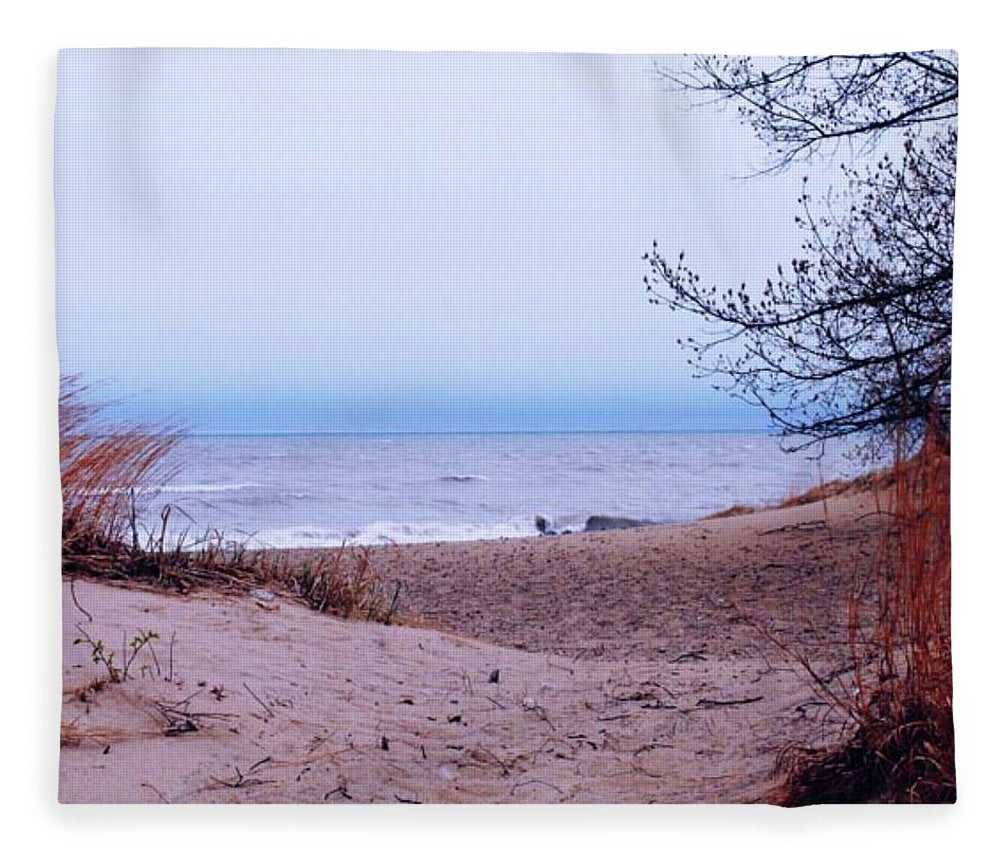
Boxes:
[60,374,184,551]
[778,466,898,509]
[60,376,400,622]
[702,461,897,521]
[60,720,135,749]
[771,432,954,804]
[701,504,756,520]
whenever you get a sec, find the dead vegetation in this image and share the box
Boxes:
[701,504,756,520]
[700,461,899,522]
[769,433,954,804]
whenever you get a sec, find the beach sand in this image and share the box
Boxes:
[60,490,884,803]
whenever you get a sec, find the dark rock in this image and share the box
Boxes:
[534,515,556,536]
[583,515,655,532]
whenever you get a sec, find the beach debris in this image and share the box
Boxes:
[511,778,564,798]
[141,782,170,803]
[155,692,236,736]
[324,781,352,801]
[758,519,826,536]
[695,696,764,709]
[671,647,708,663]
[209,757,274,789]
[69,579,93,622]
[251,588,279,610]
[243,682,275,718]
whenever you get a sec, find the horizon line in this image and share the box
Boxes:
[183,427,774,439]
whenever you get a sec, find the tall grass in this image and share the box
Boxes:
[59,375,400,622]
[59,375,183,550]
[773,430,954,804]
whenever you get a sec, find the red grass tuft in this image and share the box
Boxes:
[772,430,954,804]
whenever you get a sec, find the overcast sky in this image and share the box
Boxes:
[56,49,834,434]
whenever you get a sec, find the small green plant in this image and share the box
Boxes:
[74,624,161,683]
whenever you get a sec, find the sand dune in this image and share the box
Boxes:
[60,491,883,803]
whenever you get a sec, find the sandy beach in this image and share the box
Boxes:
[60,489,885,803]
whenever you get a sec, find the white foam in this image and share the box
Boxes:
[151,483,259,494]
[247,517,542,549]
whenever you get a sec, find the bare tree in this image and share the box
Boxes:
[645,53,956,450]
[655,53,957,172]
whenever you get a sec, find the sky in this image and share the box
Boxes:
[55,49,833,434]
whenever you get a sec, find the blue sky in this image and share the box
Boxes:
[56,49,825,433]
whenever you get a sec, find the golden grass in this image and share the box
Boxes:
[778,466,897,509]
[702,461,898,521]
[60,376,400,623]
[60,374,183,549]
[771,432,954,804]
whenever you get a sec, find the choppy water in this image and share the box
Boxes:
[138,431,867,548]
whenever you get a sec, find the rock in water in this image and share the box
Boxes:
[583,515,653,532]
[535,515,556,536]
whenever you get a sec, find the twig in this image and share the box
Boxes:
[671,649,708,663]
[511,779,564,797]
[243,682,275,718]
[758,520,826,536]
[695,696,764,709]
[141,782,170,803]
[324,778,352,801]
[248,756,272,773]
[147,641,161,677]
[167,631,176,682]
[69,579,93,623]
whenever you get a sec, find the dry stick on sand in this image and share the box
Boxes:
[696,696,765,709]
[243,682,276,718]
[69,579,93,623]
[210,757,275,790]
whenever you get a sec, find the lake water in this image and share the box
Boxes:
[138,431,866,548]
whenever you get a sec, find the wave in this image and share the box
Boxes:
[150,483,259,494]
[84,482,258,497]
[148,509,667,550]
[246,517,544,549]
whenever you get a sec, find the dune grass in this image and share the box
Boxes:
[771,431,954,804]
[59,374,183,551]
[59,375,399,622]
